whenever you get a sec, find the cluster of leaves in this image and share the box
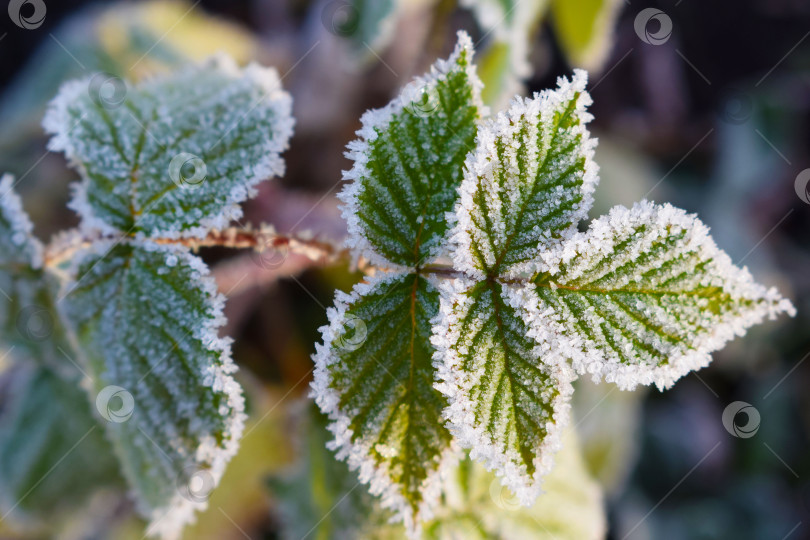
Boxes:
[0,56,293,538]
[311,31,794,535]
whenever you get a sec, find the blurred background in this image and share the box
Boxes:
[0,0,809,539]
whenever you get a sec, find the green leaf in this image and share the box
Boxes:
[522,201,796,390]
[449,70,597,279]
[0,174,71,368]
[43,56,294,238]
[550,0,623,72]
[0,363,122,522]
[62,241,245,538]
[311,273,453,531]
[340,31,483,268]
[432,278,575,504]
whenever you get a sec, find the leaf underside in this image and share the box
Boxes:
[63,241,244,537]
[43,56,294,238]
[312,273,452,527]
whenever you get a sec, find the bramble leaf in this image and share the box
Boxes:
[311,273,454,531]
[0,363,122,521]
[432,278,574,503]
[0,174,71,367]
[43,56,293,238]
[62,241,245,538]
[340,31,483,268]
[449,70,597,279]
[521,201,796,390]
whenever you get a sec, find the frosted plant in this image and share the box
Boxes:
[312,30,794,536]
[0,55,293,539]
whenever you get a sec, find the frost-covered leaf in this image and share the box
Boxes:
[550,0,623,72]
[450,70,598,279]
[43,56,294,238]
[311,273,453,531]
[432,278,574,504]
[522,201,795,390]
[62,241,245,538]
[0,174,71,366]
[340,31,483,268]
[0,363,122,522]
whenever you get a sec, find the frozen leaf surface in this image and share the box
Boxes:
[450,70,597,278]
[43,56,293,238]
[522,201,796,390]
[311,273,453,532]
[63,241,245,539]
[340,31,483,268]
[0,363,122,521]
[432,278,574,503]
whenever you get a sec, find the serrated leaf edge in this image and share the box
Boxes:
[338,30,487,271]
[0,173,44,268]
[525,200,796,391]
[431,277,576,505]
[42,54,294,240]
[309,272,459,536]
[448,68,598,279]
[65,239,246,540]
